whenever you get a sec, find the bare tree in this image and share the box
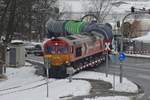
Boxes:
[0,0,11,39]
[0,0,59,75]
[57,3,73,20]
[31,0,58,41]
[84,0,113,23]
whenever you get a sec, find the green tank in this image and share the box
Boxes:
[64,20,87,34]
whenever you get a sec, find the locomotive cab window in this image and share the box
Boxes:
[75,47,82,57]
[57,46,68,54]
[47,46,69,54]
[47,46,56,54]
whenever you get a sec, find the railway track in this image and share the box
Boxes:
[0,81,46,96]
[26,56,106,77]
[0,60,56,96]
[0,78,56,96]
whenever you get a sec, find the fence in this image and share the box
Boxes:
[124,40,150,55]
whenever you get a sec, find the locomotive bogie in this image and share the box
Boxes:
[70,52,106,71]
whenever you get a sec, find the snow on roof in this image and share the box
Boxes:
[11,40,24,44]
[31,42,42,46]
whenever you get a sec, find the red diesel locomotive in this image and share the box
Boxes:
[43,33,112,78]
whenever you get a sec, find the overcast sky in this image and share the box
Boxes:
[58,0,150,13]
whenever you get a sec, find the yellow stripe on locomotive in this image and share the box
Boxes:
[46,54,70,66]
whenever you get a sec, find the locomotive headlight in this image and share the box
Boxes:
[66,61,70,65]
[66,61,69,64]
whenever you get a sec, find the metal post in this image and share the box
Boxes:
[120,61,123,83]
[46,58,49,97]
[113,72,115,95]
[67,67,73,83]
[69,73,72,83]
[44,57,49,97]
[106,50,108,77]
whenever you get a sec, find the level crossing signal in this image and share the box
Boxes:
[105,42,110,51]
[104,41,111,51]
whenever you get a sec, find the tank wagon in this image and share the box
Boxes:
[46,19,113,40]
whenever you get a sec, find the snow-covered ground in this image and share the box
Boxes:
[0,62,138,100]
[73,71,138,93]
[84,96,130,100]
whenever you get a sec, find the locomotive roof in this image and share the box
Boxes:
[59,33,103,45]
[59,34,91,45]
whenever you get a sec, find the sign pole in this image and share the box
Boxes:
[105,41,110,77]
[46,58,49,97]
[44,57,49,98]
[120,61,123,83]
[118,52,125,83]
[106,50,108,77]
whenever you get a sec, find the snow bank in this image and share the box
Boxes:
[0,79,91,100]
[84,96,130,100]
[0,66,91,100]
[0,64,137,100]
[73,71,138,93]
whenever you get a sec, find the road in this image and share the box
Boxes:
[27,54,44,62]
[92,56,150,100]
[27,54,150,100]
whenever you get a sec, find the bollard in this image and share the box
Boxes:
[69,73,72,83]
[67,67,74,83]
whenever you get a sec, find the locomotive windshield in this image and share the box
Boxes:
[47,46,68,54]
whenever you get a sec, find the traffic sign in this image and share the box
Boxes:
[119,52,126,61]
